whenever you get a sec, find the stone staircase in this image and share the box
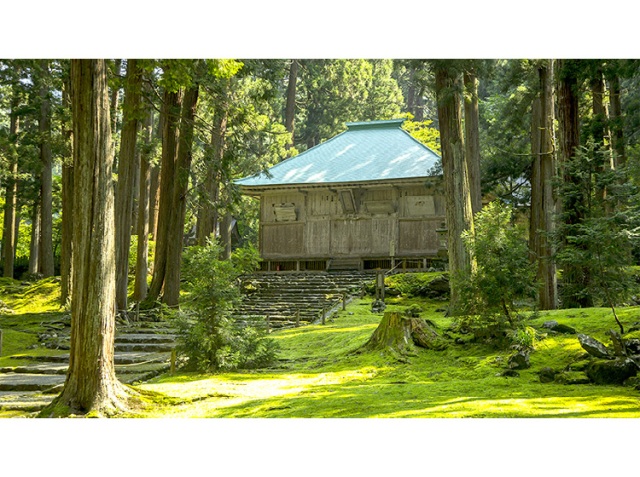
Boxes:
[236,271,374,329]
[0,321,176,413]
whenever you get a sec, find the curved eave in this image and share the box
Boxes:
[238,175,441,197]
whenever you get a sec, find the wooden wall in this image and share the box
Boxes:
[258,183,445,260]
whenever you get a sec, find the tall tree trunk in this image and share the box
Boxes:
[134,107,154,303]
[434,63,475,314]
[2,83,20,278]
[149,160,160,241]
[590,66,613,203]
[110,59,122,134]
[48,59,135,416]
[145,83,182,305]
[196,85,228,246]
[115,59,142,314]
[61,165,74,302]
[414,92,425,122]
[61,74,74,304]
[28,201,40,275]
[608,74,625,168]
[163,84,200,306]
[219,212,233,260]
[557,59,592,308]
[463,69,482,216]
[284,59,298,148]
[529,60,557,310]
[39,60,54,277]
[149,108,163,242]
[131,147,141,233]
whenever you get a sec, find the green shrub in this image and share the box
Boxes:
[175,241,279,372]
[454,201,537,347]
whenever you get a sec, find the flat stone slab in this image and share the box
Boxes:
[10,351,169,365]
[114,351,170,365]
[10,354,69,363]
[0,373,65,392]
[115,362,170,375]
[115,333,176,344]
[0,391,55,412]
[118,328,177,334]
[115,343,175,352]
[0,363,68,375]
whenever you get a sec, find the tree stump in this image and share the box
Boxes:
[361,311,447,355]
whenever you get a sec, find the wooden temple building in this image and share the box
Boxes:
[236,119,447,272]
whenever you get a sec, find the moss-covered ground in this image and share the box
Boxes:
[2,275,640,418]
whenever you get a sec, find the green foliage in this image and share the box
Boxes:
[296,59,403,149]
[384,272,446,298]
[455,201,537,346]
[478,60,536,208]
[401,116,440,153]
[175,242,278,372]
[555,144,640,314]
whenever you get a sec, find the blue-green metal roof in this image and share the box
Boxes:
[236,119,440,189]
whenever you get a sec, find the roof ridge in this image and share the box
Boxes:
[345,118,405,130]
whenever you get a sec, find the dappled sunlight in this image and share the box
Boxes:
[275,324,377,340]
[137,366,389,417]
[384,394,640,418]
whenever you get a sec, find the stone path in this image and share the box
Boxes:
[0,322,176,414]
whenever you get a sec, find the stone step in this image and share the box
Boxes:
[0,360,169,377]
[0,391,55,412]
[0,363,68,375]
[114,342,175,353]
[11,351,170,365]
[0,373,65,392]
[115,362,170,375]
[117,327,177,335]
[115,333,177,344]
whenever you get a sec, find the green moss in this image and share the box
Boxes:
[0,329,38,358]
[2,278,62,314]
[3,274,640,418]
[133,296,640,418]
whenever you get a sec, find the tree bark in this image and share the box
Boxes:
[28,201,40,275]
[145,84,182,305]
[557,59,592,308]
[284,59,298,148]
[115,59,142,313]
[2,82,20,278]
[590,66,613,203]
[48,59,135,416]
[434,63,475,314]
[608,74,625,168]
[196,85,228,246]
[149,160,160,241]
[110,59,122,134]
[38,59,55,277]
[134,107,154,303]
[163,83,200,306]
[463,69,482,216]
[61,73,74,305]
[529,60,557,310]
[219,212,232,260]
[361,312,446,355]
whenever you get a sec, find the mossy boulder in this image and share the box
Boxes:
[539,367,557,383]
[586,358,638,385]
[508,350,531,369]
[554,371,590,385]
[578,334,612,359]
